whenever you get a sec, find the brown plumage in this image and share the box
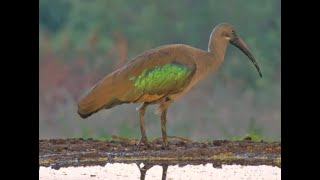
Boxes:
[77,23,262,148]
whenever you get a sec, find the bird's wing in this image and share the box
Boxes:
[115,45,197,102]
[77,45,196,118]
[122,61,196,102]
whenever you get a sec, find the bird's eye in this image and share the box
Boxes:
[231,29,235,33]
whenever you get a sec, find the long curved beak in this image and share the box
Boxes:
[231,36,262,77]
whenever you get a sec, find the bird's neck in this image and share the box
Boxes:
[208,32,229,64]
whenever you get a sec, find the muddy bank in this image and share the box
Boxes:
[39,137,281,170]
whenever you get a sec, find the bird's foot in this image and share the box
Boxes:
[137,136,151,147]
[161,141,169,150]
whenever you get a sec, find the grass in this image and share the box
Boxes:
[96,127,110,140]
[74,115,278,142]
[118,120,139,138]
[79,123,91,139]
[225,117,275,141]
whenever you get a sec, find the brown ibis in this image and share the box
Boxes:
[77,23,262,148]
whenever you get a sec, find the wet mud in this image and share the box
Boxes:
[39,137,281,171]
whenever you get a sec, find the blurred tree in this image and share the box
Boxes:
[39,0,281,140]
[39,0,71,32]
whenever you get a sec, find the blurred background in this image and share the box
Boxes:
[39,0,281,141]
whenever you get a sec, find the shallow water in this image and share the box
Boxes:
[39,163,281,180]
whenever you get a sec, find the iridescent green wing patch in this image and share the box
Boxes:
[129,62,195,95]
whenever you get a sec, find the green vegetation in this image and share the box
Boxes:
[230,118,270,141]
[39,0,280,140]
[40,1,280,87]
[118,121,139,138]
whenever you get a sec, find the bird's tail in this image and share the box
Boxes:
[77,74,125,119]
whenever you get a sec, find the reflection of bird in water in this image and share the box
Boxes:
[136,163,168,180]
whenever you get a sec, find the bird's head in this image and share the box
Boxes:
[215,23,262,77]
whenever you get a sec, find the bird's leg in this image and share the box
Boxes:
[137,103,149,146]
[159,99,172,149]
[160,109,168,148]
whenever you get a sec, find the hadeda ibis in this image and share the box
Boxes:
[77,23,262,148]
